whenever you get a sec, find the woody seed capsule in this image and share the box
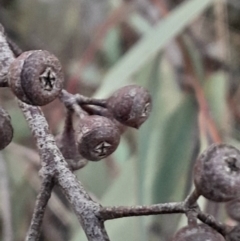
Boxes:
[0,107,13,150]
[107,85,152,128]
[171,224,225,241]
[8,50,64,106]
[77,115,120,161]
[194,143,240,202]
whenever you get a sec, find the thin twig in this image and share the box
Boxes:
[0,153,13,241]
[184,189,200,207]
[100,202,186,221]
[60,89,107,109]
[56,108,88,171]
[197,211,229,236]
[177,36,222,144]
[59,90,125,133]
[100,190,200,222]
[25,176,55,241]
[6,36,23,57]
[75,94,107,107]
[59,90,86,118]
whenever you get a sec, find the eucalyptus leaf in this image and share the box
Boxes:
[95,0,213,98]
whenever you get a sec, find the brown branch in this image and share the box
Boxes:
[60,89,107,108]
[177,36,223,144]
[100,202,186,221]
[99,188,229,238]
[59,90,86,118]
[19,101,110,241]
[100,190,201,221]
[25,176,54,241]
[6,36,23,57]
[197,211,229,236]
[184,189,200,207]
[55,108,88,171]
[75,95,107,107]
[59,90,127,134]
[187,76,222,144]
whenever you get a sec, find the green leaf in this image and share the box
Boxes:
[150,95,198,237]
[7,104,31,142]
[95,0,213,98]
[152,95,197,203]
[103,27,122,66]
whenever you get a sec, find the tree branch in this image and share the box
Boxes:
[100,202,186,221]
[197,211,229,236]
[19,101,110,241]
[0,24,13,87]
[60,89,107,109]
[0,26,110,241]
[184,189,200,207]
[25,176,54,241]
[99,190,200,221]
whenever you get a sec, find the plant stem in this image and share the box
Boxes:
[25,176,54,241]
[100,202,186,220]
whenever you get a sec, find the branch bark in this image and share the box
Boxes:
[100,202,185,220]
[18,101,110,241]
[25,176,54,241]
[0,26,110,241]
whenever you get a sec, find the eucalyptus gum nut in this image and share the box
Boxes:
[171,224,225,241]
[8,51,33,104]
[77,115,120,161]
[8,50,64,106]
[226,198,240,222]
[194,144,240,202]
[0,108,13,150]
[107,85,152,128]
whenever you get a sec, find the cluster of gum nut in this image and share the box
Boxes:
[0,50,152,161]
[2,50,240,240]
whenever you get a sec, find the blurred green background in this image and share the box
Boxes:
[1,0,240,240]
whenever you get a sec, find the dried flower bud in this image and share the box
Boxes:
[76,115,120,161]
[0,107,13,150]
[194,144,240,202]
[107,85,152,128]
[8,50,64,106]
[171,224,225,241]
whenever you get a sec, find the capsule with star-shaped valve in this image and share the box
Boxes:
[76,115,121,161]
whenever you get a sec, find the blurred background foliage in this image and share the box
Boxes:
[0,0,240,240]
